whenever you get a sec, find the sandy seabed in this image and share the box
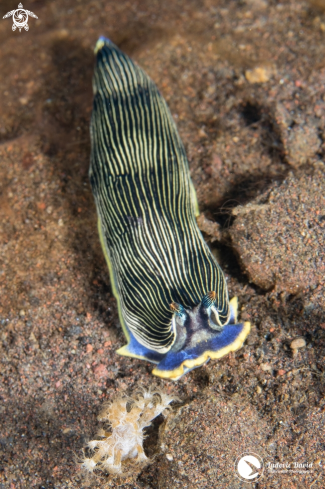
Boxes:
[0,1,324,488]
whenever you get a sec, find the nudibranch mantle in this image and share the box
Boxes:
[89,37,250,380]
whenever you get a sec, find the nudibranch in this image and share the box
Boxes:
[89,37,250,380]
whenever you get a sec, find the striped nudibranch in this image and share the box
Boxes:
[89,37,250,380]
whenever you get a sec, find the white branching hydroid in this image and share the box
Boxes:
[81,388,176,476]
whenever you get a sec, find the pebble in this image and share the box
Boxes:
[290,337,306,350]
[196,214,222,242]
[198,128,208,139]
[260,363,272,372]
[245,66,273,83]
[86,344,93,353]
[166,454,174,461]
[19,97,29,105]
[93,363,109,379]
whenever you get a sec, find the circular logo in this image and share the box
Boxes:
[13,9,28,28]
[235,452,264,482]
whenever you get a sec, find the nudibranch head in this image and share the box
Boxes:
[152,296,250,380]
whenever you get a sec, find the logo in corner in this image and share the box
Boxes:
[235,452,264,482]
[3,3,38,32]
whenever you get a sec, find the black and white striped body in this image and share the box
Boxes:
[89,38,250,379]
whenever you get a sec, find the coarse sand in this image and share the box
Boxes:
[0,1,324,488]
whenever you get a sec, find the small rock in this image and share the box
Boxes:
[198,128,208,138]
[286,124,321,166]
[245,66,273,83]
[93,363,109,379]
[86,344,93,353]
[290,337,306,350]
[19,96,29,105]
[260,363,272,372]
[196,214,222,242]
[211,154,222,172]
[56,28,69,39]
[274,103,321,167]
[29,332,39,349]
[166,454,174,461]
[67,325,82,337]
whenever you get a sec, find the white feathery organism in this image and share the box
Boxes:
[81,388,176,476]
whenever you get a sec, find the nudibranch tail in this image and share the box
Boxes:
[90,37,251,379]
